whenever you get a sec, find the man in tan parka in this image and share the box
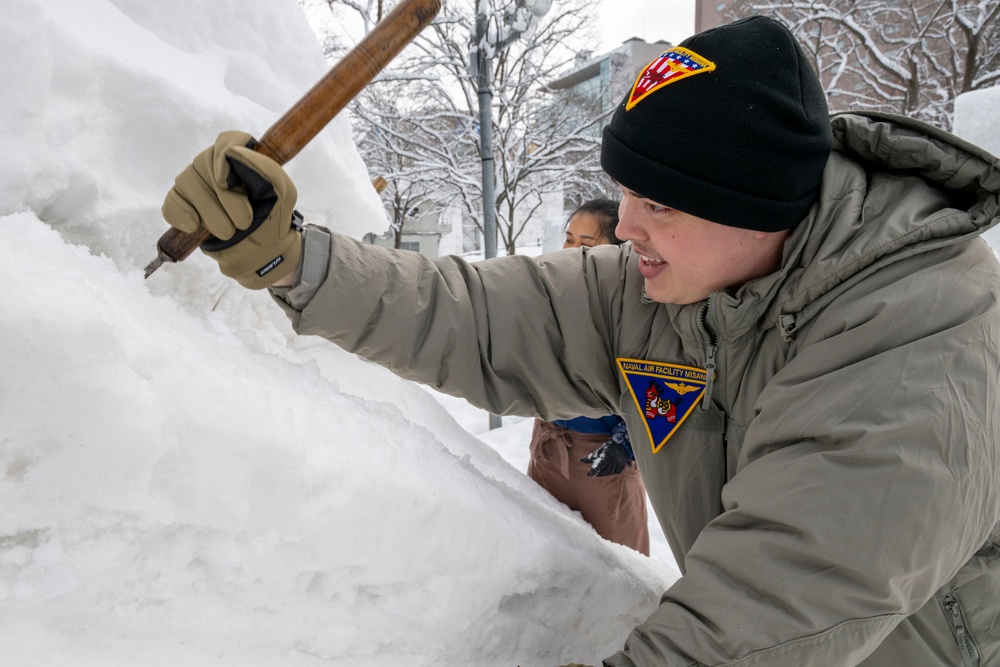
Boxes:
[161,15,1000,667]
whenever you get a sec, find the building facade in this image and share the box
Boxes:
[542,36,675,253]
[363,205,455,259]
[548,37,674,123]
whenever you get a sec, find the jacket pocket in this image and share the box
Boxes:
[724,417,751,481]
[938,592,981,667]
[620,389,726,566]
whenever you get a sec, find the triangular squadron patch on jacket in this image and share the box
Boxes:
[617,358,709,454]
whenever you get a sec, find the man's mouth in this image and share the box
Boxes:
[634,246,668,281]
[634,245,665,266]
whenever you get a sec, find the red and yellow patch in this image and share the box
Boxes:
[625,47,716,111]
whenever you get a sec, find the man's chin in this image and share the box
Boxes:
[645,281,701,306]
[644,282,674,305]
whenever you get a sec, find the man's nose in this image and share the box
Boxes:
[615,215,639,243]
[616,199,640,242]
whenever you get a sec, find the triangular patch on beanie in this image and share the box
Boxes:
[625,47,716,111]
[617,358,709,454]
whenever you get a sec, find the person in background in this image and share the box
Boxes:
[562,199,619,249]
[529,199,649,555]
[161,16,1000,667]
[528,199,649,556]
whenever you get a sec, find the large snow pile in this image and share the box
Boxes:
[0,1,674,666]
[953,84,1000,250]
[954,85,1000,157]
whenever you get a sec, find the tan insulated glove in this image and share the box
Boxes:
[162,130,301,289]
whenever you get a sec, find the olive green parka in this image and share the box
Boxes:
[272,112,1000,666]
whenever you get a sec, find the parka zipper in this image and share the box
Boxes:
[696,300,718,410]
[941,593,981,667]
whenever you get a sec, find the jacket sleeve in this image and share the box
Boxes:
[270,227,627,421]
[604,240,1000,666]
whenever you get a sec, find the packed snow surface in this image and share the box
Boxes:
[0,1,677,666]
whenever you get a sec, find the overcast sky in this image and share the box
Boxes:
[302,0,697,60]
[596,0,695,51]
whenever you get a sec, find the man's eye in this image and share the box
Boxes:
[646,202,668,212]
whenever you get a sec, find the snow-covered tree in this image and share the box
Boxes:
[352,86,466,248]
[305,0,605,254]
[727,0,1000,129]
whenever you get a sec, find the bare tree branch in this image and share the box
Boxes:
[730,0,1000,129]
[304,0,605,254]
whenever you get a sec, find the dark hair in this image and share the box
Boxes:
[570,198,622,245]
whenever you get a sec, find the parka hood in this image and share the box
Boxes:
[757,111,1000,335]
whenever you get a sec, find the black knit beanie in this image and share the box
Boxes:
[601,16,833,232]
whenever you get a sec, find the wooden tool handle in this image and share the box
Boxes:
[148,0,440,271]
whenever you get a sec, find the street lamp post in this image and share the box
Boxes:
[471,0,552,430]
[474,10,498,261]
[472,0,553,262]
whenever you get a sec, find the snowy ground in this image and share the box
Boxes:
[0,2,677,666]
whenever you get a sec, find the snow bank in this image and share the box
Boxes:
[0,1,675,665]
[953,84,1000,250]
[954,85,1000,157]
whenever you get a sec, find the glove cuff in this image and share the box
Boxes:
[211,228,303,290]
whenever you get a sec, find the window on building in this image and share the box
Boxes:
[400,241,421,252]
